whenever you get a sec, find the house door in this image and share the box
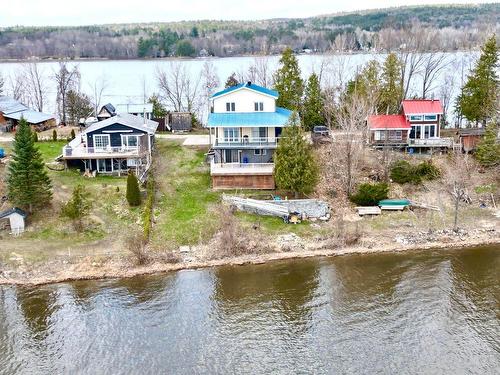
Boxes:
[97,159,113,173]
[224,150,239,163]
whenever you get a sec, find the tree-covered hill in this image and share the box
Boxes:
[0,4,498,59]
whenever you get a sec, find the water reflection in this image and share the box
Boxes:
[0,245,498,374]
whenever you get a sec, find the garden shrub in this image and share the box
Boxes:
[350,182,389,206]
[390,160,440,184]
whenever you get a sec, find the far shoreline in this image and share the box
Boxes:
[0,48,480,65]
[1,235,498,287]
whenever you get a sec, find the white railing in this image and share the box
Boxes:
[210,161,274,174]
[63,145,146,157]
[408,137,453,147]
[214,137,278,147]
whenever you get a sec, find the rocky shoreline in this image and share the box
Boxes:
[1,229,498,287]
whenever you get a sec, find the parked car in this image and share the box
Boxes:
[312,126,329,136]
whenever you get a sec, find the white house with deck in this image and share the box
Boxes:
[207,82,292,189]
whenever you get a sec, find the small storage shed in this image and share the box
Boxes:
[166,112,192,132]
[0,207,27,235]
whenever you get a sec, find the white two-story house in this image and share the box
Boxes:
[207,82,292,189]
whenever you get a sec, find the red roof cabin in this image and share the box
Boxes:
[368,114,411,147]
[368,99,452,150]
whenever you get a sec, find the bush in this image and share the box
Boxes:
[390,160,440,184]
[390,160,418,184]
[350,182,389,206]
[142,175,155,238]
[125,232,148,265]
[415,160,440,181]
[33,132,38,142]
[61,184,91,232]
[70,129,76,140]
[52,129,57,141]
[126,171,141,206]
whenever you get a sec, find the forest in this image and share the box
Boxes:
[0,4,498,60]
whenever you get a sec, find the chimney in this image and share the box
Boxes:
[247,81,252,86]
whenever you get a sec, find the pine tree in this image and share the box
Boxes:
[379,53,403,114]
[302,73,325,131]
[475,122,500,167]
[52,129,57,141]
[126,171,142,206]
[7,119,52,212]
[456,35,499,126]
[344,60,381,112]
[61,184,92,232]
[224,73,239,88]
[273,48,304,111]
[274,112,319,197]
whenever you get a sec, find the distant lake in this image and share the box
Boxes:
[0,52,478,123]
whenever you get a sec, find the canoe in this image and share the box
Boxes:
[378,199,410,210]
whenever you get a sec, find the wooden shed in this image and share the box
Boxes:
[166,112,192,132]
[0,207,27,236]
[459,128,485,153]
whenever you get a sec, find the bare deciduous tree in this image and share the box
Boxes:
[444,152,474,232]
[201,61,220,121]
[22,62,47,111]
[330,95,370,195]
[0,71,4,95]
[156,62,202,117]
[88,73,110,117]
[54,62,81,124]
[9,71,28,102]
[439,72,456,127]
[420,52,448,99]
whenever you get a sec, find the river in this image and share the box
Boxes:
[0,52,478,122]
[0,245,498,374]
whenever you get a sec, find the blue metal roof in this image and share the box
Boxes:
[211,82,279,99]
[207,107,292,128]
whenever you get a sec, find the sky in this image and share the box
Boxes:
[0,0,493,27]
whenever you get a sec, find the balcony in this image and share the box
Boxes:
[210,161,274,175]
[408,137,453,148]
[213,137,278,149]
[62,144,148,159]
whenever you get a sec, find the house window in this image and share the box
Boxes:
[424,115,437,121]
[226,102,236,112]
[122,134,139,149]
[252,127,267,141]
[254,149,267,156]
[410,115,422,121]
[254,102,264,111]
[93,134,110,151]
[429,125,436,137]
[374,131,383,141]
[223,127,239,142]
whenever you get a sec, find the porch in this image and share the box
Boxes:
[213,137,278,149]
[210,161,274,176]
[408,138,453,148]
[61,144,148,159]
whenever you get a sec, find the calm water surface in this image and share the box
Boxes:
[0,245,499,374]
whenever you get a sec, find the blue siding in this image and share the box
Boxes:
[86,123,148,148]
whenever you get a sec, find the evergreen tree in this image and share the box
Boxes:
[302,73,325,131]
[475,122,500,167]
[52,129,57,141]
[456,35,499,126]
[70,129,76,140]
[273,48,304,111]
[148,94,167,118]
[274,112,319,196]
[7,119,52,212]
[379,53,403,114]
[224,73,239,88]
[126,171,142,206]
[61,184,92,232]
[33,131,38,142]
[344,60,381,112]
[175,40,196,57]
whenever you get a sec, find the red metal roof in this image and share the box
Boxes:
[368,115,410,130]
[402,99,443,114]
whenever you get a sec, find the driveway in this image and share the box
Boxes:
[156,133,210,146]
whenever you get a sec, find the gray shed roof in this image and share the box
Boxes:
[85,113,158,135]
[0,207,27,219]
[0,96,55,124]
